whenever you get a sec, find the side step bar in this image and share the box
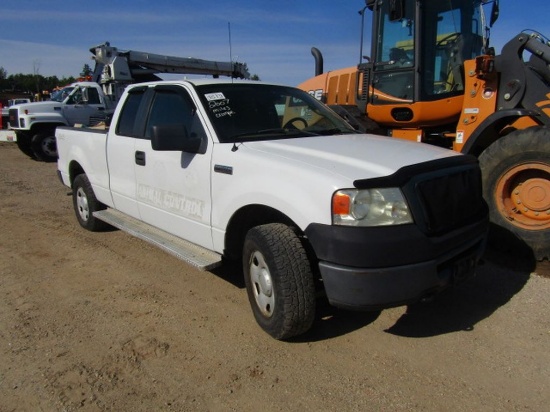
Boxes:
[93,208,222,271]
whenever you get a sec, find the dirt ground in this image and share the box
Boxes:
[0,142,549,412]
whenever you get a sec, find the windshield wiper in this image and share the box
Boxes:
[312,128,359,135]
[230,128,317,141]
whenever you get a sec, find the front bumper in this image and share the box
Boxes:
[305,217,488,310]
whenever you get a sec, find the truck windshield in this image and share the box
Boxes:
[195,83,357,143]
[51,86,75,102]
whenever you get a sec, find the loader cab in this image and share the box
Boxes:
[361,0,487,110]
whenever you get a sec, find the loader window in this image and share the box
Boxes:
[376,6,414,67]
[421,0,484,99]
[372,0,415,103]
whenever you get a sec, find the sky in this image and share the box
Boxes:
[0,0,549,88]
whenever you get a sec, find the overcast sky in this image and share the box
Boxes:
[0,0,548,87]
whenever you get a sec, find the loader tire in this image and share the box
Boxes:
[479,127,550,260]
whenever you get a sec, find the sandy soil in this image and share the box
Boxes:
[0,142,549,411]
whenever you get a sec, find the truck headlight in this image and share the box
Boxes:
[332,188,413,227]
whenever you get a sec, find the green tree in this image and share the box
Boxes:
[80,64,93,77]
[0,67,8,91]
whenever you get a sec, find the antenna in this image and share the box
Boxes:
[228,22,234,80]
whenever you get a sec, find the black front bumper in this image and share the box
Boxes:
[305,217,488,310]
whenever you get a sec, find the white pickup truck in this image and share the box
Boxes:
[9,81,112,161]
[56,79,488,339]
[1,98,31,129]
[1,98,31,116]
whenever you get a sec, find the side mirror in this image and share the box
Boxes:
[151,124,205,154]
[389,0,405,22]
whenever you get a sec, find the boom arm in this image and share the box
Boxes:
[90,42,250,100]
[524,31,550,66]
[495,31,550,123]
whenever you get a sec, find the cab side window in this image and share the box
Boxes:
[67,88,83,105]
[145,89,206,142]
[87,88,101,104]
[116,89,146,137]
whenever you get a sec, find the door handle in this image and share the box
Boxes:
[135,151,146,166]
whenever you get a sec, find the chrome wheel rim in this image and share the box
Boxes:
[249,250,274,318]
[76,187,90,222]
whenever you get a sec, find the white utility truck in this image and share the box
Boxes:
[56,79,488,339]
[9,82,112,161]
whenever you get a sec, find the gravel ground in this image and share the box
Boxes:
[0,142,549,411]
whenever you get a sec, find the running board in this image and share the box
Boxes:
[93,208,222,271]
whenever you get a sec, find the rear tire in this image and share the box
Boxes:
[72,174,109,232]
[479,127,550,260]
[31,132,57,162]
[243,223,316,339]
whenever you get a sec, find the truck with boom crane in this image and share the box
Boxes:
[9,42,249,162]
[298,0,550,260]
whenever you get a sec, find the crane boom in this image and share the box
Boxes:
[90,42,250,100]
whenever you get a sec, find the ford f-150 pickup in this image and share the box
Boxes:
[56,79,488,339]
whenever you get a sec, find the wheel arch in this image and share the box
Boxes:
[68,160,86,188]
[461,109,542,156]
[223,204,305,261]
[29,122,65,135]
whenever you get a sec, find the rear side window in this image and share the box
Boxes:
[116,90,146,137]
[86,87,101,105]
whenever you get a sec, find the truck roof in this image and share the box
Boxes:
[127,79,281,89]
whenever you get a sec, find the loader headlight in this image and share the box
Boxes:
[332,188,413,226]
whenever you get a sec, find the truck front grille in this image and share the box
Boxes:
[409,164,487,235]
[354,155,488,236]
[8,108,19,128]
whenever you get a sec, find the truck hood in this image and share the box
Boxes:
[243,133,458,181]
[12,101,62,113]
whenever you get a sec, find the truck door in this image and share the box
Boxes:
[133,85,214,250]
[63,86,106,126]
[105,86,149,219]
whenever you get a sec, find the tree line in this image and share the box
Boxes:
[0,65,93,98]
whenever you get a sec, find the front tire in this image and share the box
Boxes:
[243,223,316,340]
[72,174,109,232]
[15,132,36,159]
[479,127,550,260]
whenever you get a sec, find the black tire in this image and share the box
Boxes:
[243,223,316,340]
[72,174,109,232]
[479,127,550,260]
[15,132,36,159]
[31,132,57,162]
